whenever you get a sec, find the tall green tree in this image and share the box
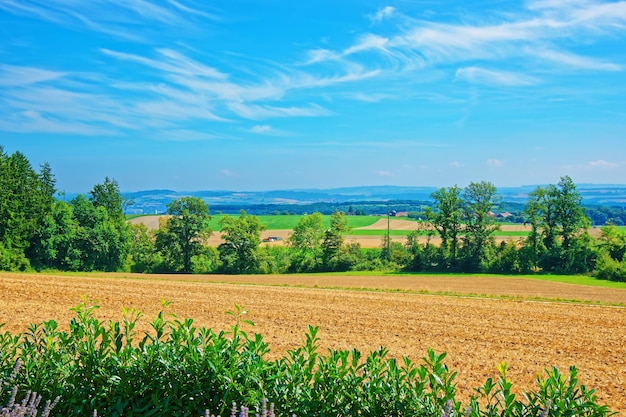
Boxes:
[288,212,325,272]
[555,176,589,250]
[425,186,463,268]
[89,177,125,221]
[523,186,552,271]
[155,196,212,273]
[461,181,501,271]
[0,148,56,270]
[524,176,591,273]
[218,210,266,274]
[128,223,158,273]
[321,211,350,271]
[29,200,82,271]
[69,190,130,272]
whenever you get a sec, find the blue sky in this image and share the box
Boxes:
[1,0,625,193]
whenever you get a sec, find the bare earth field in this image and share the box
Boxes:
[1,272,625,414]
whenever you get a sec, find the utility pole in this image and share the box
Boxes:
[386,204,391,260]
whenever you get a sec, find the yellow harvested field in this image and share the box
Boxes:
[1,272,625,414]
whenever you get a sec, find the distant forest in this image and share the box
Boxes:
[120,187,626,226]
[202,200,626,226]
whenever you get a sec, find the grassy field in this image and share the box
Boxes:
[1,271,625,414]
[131,214,601,248]
[136,214,531,234]
[207,214,392,230]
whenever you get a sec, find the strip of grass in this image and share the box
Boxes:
[208,214,385,231]
[29,268,626,292]
[125,214,147,220]
[327,270,626,289]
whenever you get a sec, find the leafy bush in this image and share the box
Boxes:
[594,252,626,282]
[0,303,616,417]
[1,360,59,417]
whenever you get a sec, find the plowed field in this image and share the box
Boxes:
[1,272,625,414]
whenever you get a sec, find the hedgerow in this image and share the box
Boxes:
[0,302,615,416]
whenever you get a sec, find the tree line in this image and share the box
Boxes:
[1,146,625,280]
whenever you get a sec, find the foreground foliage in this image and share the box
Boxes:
[0,303,615,417]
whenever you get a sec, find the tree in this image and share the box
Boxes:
[524,176,590,273]
[555,176,589,250]
[461,181,501,271]
[288,212,325,272]
[321,211,350,271]
[60,179,132,272]
[0,148,56,270]
[89,177,124,221]
[425,186,463,269]
[155,197,212,273]
[523,187,551,271]
[29,200,82,271]
[128,223,158,273]
[218,210,266,274]
[598,223,626,262]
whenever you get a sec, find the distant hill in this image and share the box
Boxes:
[120,184,626,216]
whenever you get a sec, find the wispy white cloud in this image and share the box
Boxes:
[370,6,395,23]
[0,65,66,86]
[450,161,464,168]
[250,124,272,134]
[304,49,340,65]
[487,159,503,168]
[344,34,390,56]
[101,48,227,80]
[155,129,222,142]
[1,1,625,140]
[221,168,238,177]
[304,0,626,90]
[133,100,224,121]
[529,48,622,71]
[347,92,391,102]
[0,110,115,135]
[167,0,219,20]
[377,170,394,177]
[588,159,619,168]
[2,83,139,130]
[248,124,295,136]
[455,67,539,86]
[0,0,216,41]
[228,103,331,119]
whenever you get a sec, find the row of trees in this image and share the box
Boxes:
[417,176,594,274]
[129,199,355,275]
[1,147,625,280]
[127,177,625,281]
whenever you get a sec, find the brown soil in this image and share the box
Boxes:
[1,272,624,414]
[128,215,163,229]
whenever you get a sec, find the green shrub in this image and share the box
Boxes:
[0,303,616,417]
[1,360,59,417]
[594,252,626,282]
